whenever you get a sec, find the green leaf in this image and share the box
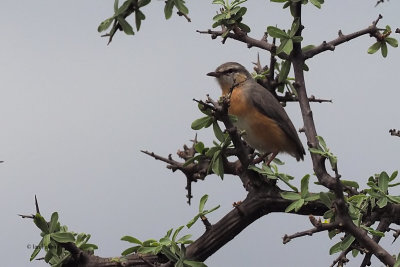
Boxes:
[161,246,179,261]
[194,142,205,154]
[308,147,325,155]
[341,235,355,251]
[172,226,184,242]
[295,198,305,212]
[341,180,359,189]
[329,241,342,255]
[292,36,303,43]
[280,192,301,201]
[177,234,193,244]
[361,225,385,237]
[199,194,208,212]
[323,209,334,219]
[300,174,310,199]
[310,0,321,8]
[121,236,142,245]
[164,0,174,19]
[213,122,225,142]
[381,41,388,58]
[135,10,146,31]
[379,171,389,193]
[367,42,381,54]
[289,18,300,37]
[302,44,316,52]
[304,193,320,202]
[238,22,251,33]
[117,17,135,35]
[386,37,399,48]
[138,0,151,7]
[98,18,114,33]
[34,213,49,234]
[390,170,399,181]
[394,252,400,267]
[203,205,220,215]
[51,232,75,243]
[277,38,293,55]
[285,198,304,212]
[43,234,51,248]
[114,0,119,12]
[319,192,332,208]
[121,246,140,255]
[191,116,213,130]
[278,60,291,83]
[284,199,299,213]
[174,0,189,14]
[80,243,98,251]
[213,13,226,21]
[352,249,359,258]
[211,151,224,178]
[183,260,208,267]
[142,238,158,246]
[138,246,158,254]
[212,0,225,4]
[328,229,339,239]
[376,196,388,208]
[49,212,59,233]
[267,26,288,39]
[30,240,43,261]
[316,135,327,149]
[186,214,200,229]
[387,195,400,204]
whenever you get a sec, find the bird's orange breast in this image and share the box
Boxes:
[227,88,294,154]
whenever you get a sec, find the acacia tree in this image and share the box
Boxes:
[22,1,400,266]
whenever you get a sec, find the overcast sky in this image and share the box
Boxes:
[1,1,400,266]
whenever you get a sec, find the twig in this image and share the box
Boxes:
[282,216,340,244]
[304,15,383,59]
[389,129,400,137]
[375,0,387,7]
[276,93,332,103]
[201,215,212,231]
[139,256,156,267]
[177,11,191,22]
[196,29,289,60]
[390,228,400,244]
[330,248,351,267]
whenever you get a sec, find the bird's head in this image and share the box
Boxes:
[207,62,252,95]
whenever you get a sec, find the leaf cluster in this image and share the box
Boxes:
[188,103,236,178]
[211,0,250,37]
[280,174,320,212]
[31,212,97,267]
[121,195,218,267]
[368,26,399,58]
[309,136,337,171]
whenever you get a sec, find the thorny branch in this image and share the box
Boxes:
[283,216,340,244]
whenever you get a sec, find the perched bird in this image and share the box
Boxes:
[207,62,305,165]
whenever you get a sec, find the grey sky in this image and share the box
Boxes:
[1,1,399,266]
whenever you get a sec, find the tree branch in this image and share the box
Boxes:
[304,15,383,59]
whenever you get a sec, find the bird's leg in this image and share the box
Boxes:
[264,151,278,166]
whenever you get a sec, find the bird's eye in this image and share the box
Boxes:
[227,69,234,73]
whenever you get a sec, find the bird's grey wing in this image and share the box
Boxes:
[249,83,305,156]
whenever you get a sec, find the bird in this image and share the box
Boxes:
[207,62,305,165]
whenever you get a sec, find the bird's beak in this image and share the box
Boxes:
[207,71,221,78]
